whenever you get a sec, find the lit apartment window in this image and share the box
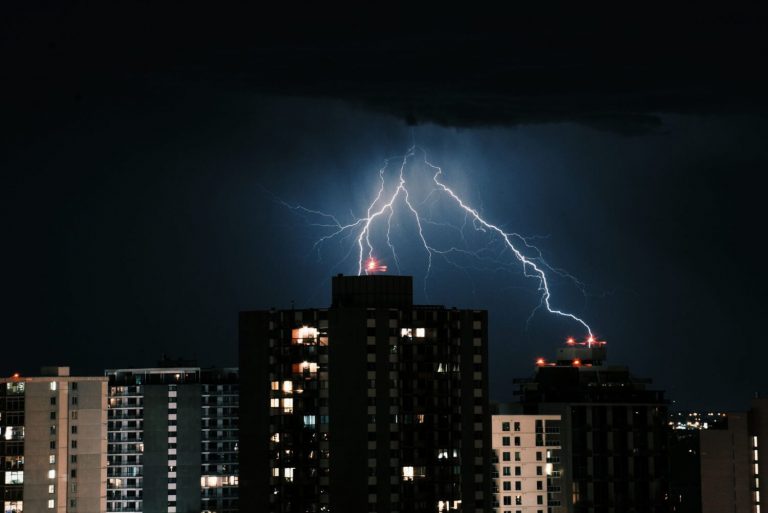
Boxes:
[3,472,23,485]
[48,470,56,479]
[48,499,55,509]
[50,382,57,391]
[284,468,295,482]
[415,328,426,338]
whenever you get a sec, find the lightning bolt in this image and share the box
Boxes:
[281,145,593,337]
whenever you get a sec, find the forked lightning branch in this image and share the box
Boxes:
[282,146,595,339]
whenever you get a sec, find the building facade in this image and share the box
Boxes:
[240,274,491,513]
[0,366,108,513]
[490,412,565,513]
[514,341,670,513]
[700,398,768,513]
[106,364,238,513]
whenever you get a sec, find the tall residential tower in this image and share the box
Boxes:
[106,363,239,513]
[240,274,491,513]
[513,340,670,513]
[0,367,108,513]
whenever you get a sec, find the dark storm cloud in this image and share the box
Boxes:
[3,4,766,134]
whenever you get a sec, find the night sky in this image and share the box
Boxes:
[3,4,767,411]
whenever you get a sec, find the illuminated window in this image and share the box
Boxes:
[48,470,56,479]
[282,381,293,394]
[415,328,426,338]
[400,328,412,337]
[303,415,316,428]
[49,455,55,464]
[272,468,279,477]
[292,361,318,374]
[270,398,280,408]
[207,476,218,487]
[271,433,280,443]
[292,326,318,344]
[50,382,57,391]
[284,468,295,482]
[271,381,280,391]
[49,485,54,494]
[402,466,414,481]
[4,472,23,485]
[48,499,55,508]
[283,398,294,414]
[3,502,23,513]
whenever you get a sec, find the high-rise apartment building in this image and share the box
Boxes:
[490,411,565,513]
[106,363,239,513]
[699,398,768,513]
[0,366,108,513]
[514,340,670,513]
[240,274,491,513]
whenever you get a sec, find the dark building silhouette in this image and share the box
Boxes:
[512,340,670,513]
[106,363,239,513]
[239,274,491,513]
[668,425,702,513]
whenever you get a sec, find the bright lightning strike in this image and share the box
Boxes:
[282,146,594,337]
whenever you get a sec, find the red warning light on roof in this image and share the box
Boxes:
[566,337,576,345]
[572,358,582,367]
[365,258,388,274]
[536,358,546,366]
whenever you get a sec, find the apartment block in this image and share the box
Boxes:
[0,367,108,513]
[106,364,238,513]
